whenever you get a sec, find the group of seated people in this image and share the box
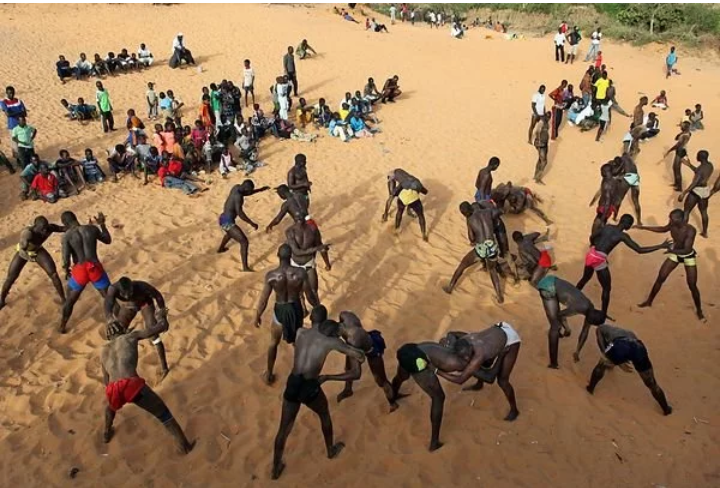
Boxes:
[61,98,98,121]
[55,44,153,82]
[19,148,106,202]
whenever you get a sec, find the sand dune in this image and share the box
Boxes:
[0,4,719,487]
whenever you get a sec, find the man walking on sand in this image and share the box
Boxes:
[584,27,602,62]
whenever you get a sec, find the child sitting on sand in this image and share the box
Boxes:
[61,98,97,121]
[652,90,669,110]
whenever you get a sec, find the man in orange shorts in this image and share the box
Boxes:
[59,211,112,333]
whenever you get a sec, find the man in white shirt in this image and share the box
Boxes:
[389,4,396,25]
[528,85,546,144]
[584,27,602,62]
[428,11,436,28]
[138,43,153,67]
[242,59,255,108]
[275,76,291,121]
[554,28,566,63]
[170,33,195,68]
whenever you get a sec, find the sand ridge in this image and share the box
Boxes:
[0,4,719,487]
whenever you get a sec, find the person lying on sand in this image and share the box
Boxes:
[511,229,553,286]
[104,277,171,381]
[101,319,195,453]
[271,309,365,480]
[636,209,704,321]
[0,216,65,311]
[438,322,521,421]
[383,168,429,241]
[216,179,270,271]
[579,323,672,416]
[335,311,396,410]
[389,340,470,452]
[535,274,606,369]
[59,211,112,334]
[256,244,320,385]
[492,181,552,224]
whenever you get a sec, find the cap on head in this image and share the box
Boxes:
[310,305,328,325]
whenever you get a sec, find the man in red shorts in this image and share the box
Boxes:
[59,210,112,333]
[511,229,554,286]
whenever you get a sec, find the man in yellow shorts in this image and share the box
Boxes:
[383,168,429,241]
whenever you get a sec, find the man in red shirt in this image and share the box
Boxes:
[31,164,60,203]
[548,80,567,140]
[157,152,202,195]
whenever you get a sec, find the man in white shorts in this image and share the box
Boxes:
[285,213,331,299]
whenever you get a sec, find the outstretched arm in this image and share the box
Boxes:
[130,319,169,341]
[621,234,670,254]
[94,213,112,244]
[573,321,592,362]
[48,224,66,234]
[634,223,671,233]
[266,202,289,232]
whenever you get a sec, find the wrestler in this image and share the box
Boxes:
[475,157,500,202]
[637,209,704,320]
[382,168,425,221]
[101,319,194,453]
[266,184,311,232]
[511,229,553,286]
[104,277,170,381]
[493,182,552,225]
[216,179,270,271]
[611,154,643,225]
[665,122,692,191]
[256,244,320,385]
[0,216,65,310]
[335,311,397,411]
[59,211,112,334]
[384,169,429,241]
[286,212,331,298]
[271,316,365,479]
[588,163,618,238]
[679,150,713,237]
[287,153,312,204]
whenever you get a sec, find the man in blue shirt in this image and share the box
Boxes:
[0,86,28,164]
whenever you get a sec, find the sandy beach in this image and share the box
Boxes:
[0,4,719,487]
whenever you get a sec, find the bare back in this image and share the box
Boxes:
[267,264,307,303]
[468,210,495,244]
[461,327,508,362]
[64,225,103,264]
[291,328,345,378]
[101,335,140,382]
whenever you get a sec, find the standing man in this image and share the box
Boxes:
[255,244,320,385]
[242,59,255,108]
[528,85,546,144]
[536,274,606,369]
[95,81,114,133]
[475,156,501,202]
[387,170,429,241]
[266,184,310,232]
[104,277,171,381]
[565,26,581,64]
[283,46,298,97]
[389,4,397,24]
[10,115,36,168]
[286,213,331,298]
[584,27,602,62]
[589,163,618,238]
[533,113,551,184]
[666,46,678,78]
[0,216,65,310]
[612,154,643,225]
[548,80,567,140]
[666,122,692,191]
[577,323,672,416]
[0,86,28,165]
[679,150,714,237]
[287,153,312,205]
[271,316,365,480]
[216,180,271,272]
[553,27,566,62]
[637,209,704,321]
[59,211,113,334]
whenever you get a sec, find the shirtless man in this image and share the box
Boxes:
[637,209,704,320]
[382,167,426,221]
[493,182,552,224]
[611,154,643,225]
[511,229,553,286]
[536,274,606,368]
[266,184,310,233]
[101,319,194,453]
[380,75,401,103]
[256,244,320,385]
[286,212,331,297]
[384,169,429,241]
[443,202,512,303]
[216,179,270,271]
[335,310,396,410]
[475,156,500,202]
[271,315,365,480]
[474,200,510,258]
[576,214,670,315]
[589,163,618,238]
[632,96,648,129]
[437,322,521,421]
[287,153,312,205]
[665,121,692,191]
[390,340,470,451]
[679,150,713,237]
[0,216,65,310]
[104,277,170,381]
[59,211,112,334]
[578,323,672,416]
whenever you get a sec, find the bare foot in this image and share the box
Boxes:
[573,352,580,363]
[697,310,706,322]
[336,390,354,404]
[216,247,228,254]
[422,234,429,242]
[504,409,519,422]
[182,439,197,454]
[536,179,545,186]
[262,372,276,385]
[327,442,345,459]
[271,461,285,480]
[58,322,67,334]
[103,427,114,443]
[700,232,708,239]
[442,285,453,294]
[462,381,484,392]
[637,300,652,309]
[548,363,559,370]
[663,406,673,416]
[428,441,444,452]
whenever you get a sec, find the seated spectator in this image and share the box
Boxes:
[349,113,379,137]
[363,77,382,104]
[338,103,351,122]
[339,92,353,111]
[250,103,273,138]
[20,155,41,199]
[142,146,161,184]
[107,144,138,182]
[76,97,98,120]
[152,123,168,154]
[640,112,660,139]
[219,147,238,178]
[233,124,259,160]
[105,52,120,73]
[75,53,94,79]
[191,119,209,150]
[93,53,110,77]
[170,33,195,68]
[352,91,379,123]
[53,149,84,195]
[158,152,203,195]
[290,127,317,143]
[126,109,146,146]
[690,103,704,131]
[202,134,224,170]
[130,53,142,70]
[651,90,668,110]
[30,163,60,203]
[328,112,353,142]
[568,99,592,125]
[381,75,402,103]
[296,98,314,127]
[117,49,137,71]
[134,133,153,162]
[138,43,154,67]
[180,125,194,154]
[681,108,692,126]
[313,98,332,127]
[56,55,73,83]
[269,114,295,139]
[370,18,389,32]
[81,148,106,184]
[296,39,317,59]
